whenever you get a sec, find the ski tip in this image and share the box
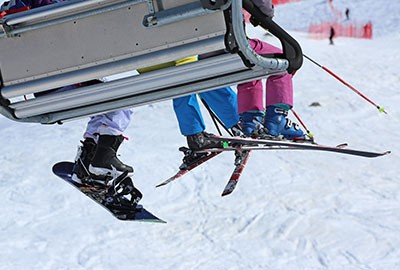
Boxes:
[221,187,235,196]
[155,178,174,188]
[221,191,232,197]
[366,150,391,158]
[155,182,166,188]
[336,143,349,148]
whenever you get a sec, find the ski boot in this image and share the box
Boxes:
[179,131,223,169]
[264,106,305,140]
[240,111,276,139]
[72,137,97,183]
[230,123,245,137]
[88,135,134,186]
[186,131,223,151]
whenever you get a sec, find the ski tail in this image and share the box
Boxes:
[221,150,251,196]
[206,136,390,158]
[156,151,222,187]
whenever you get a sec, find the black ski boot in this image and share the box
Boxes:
[89,135,133,184]
[72,138,97,182]
[180,132,223,169]
[186,131,223,151]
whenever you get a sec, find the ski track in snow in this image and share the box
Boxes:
[1,0,400,269]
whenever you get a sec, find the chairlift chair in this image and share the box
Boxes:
[0,0,302,124]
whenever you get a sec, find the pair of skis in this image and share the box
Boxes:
[155,147,249,196]
[156,136,390,196]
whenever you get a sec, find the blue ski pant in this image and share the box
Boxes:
[173,86,239,136]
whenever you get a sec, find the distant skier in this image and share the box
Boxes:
[345,8,350,20]
[329,25,335,45]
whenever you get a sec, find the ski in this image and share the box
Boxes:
[205,136,390,158]
[156,151,222,188]
[221,149,251,196]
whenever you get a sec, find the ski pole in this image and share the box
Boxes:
[304,54,387,114]
[291,109,314,139]
[199,95,233,137]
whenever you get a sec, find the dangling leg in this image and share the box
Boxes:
[173,95,222,150]
[250,38,304,139]
[237,79,267,137]
[264,73,303,139]
[87,109,134,183]
[200,86,243,136]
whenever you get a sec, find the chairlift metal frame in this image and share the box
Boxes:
[0,0,302,124]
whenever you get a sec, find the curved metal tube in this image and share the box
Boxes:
[242,0,303,72]
[231,0,288,70]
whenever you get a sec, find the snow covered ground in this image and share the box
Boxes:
[1,0,399,269]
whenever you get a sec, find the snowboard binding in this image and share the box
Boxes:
[108,173,143,206]
[80,170,143,214]
[53,161,165,222]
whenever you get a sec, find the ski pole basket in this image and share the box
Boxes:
[0,0,303,124]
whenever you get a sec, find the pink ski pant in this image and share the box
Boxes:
[237,38,293,114]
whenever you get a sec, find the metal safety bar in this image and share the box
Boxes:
[10,54,283,124]
[2,36,226,99]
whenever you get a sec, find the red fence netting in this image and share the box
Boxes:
[308,21,373,39]
[272,0,301,5]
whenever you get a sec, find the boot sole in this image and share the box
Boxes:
[89,165,133,180]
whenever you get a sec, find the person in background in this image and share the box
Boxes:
[329,25,335,45]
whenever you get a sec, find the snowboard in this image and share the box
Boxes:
[52,161,165,223]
